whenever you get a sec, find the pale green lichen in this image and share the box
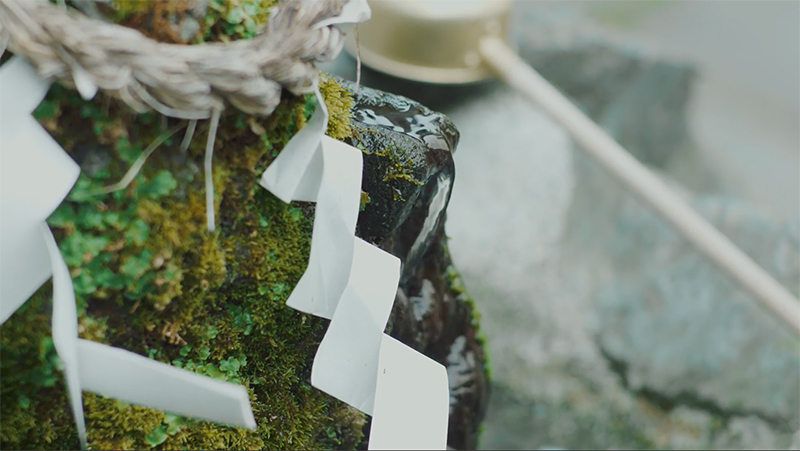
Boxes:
[374,144,424,186]
[359,191,371,212]
[445,255,491,381]
[319,73,356,140]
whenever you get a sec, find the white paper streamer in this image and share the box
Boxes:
[74,338,255,429]
[368,334,450,450]
[1,57,255,449]
[311,237,400,414]
[290,135,363,318]
[261,97,362,319]
[0,114,79,323]
[42,222,87,445]
[43,223,257,448]
[260,89,326,204]
[0,56,80,323]
[0,56,51,125]
[259,47,450,451]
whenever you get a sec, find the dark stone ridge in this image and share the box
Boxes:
[346,80,489,450]
[340,79,458,245]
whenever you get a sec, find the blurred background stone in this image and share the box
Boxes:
[321,1,799,449]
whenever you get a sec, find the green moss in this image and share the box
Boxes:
[359,191,371,212]
[319,74,355,140]
[445,253,491,382]
[105,0,276,43]
[0,288,80,449]
[1,75,366,451]
[203,0,277,42]
[442,246,490,446]
[373,144,424,187]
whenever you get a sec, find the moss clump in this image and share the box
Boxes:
[445,255,491,382]
[202,0,277,42]
[0,289,79,449]
[366,143,424,203]
[0,56,364,451]
[359,191,371,212]
[106,0,276,43]
[319,74,355,140]
[374,144,424,187]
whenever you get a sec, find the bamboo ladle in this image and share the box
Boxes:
[346,0,800,334]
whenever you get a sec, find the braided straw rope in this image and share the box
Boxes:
[0,0,349,119]
[0,0,357,231]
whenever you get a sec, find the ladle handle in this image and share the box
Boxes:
[478,36,800,335]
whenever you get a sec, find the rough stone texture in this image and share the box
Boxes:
[347,83,489,450]
[342,80,458,244]
[596,195,800,428]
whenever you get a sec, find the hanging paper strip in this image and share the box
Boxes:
[259,86,450,451]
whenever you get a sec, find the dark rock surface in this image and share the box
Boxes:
[341,79,458,245]
[348,82,489,450]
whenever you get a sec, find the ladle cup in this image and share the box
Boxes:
[346,0,800,334]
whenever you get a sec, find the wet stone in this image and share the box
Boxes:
[346,81,489,450]
[339,78,458,246]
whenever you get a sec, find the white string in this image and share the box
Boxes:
[180,119,198,152]
[130,82,212,121]
[354,24,362,94]
[205,109,221,232]
[76,123,186,198]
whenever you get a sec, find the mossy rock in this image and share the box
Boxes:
[0,3,490,449]
[0,3,363,449]
[0,68,370,450]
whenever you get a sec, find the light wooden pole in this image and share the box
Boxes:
[349,0,800,335]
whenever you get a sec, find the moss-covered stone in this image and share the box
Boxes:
[0,66,365,448]
[2,5,491,449]
[0,2,367,447]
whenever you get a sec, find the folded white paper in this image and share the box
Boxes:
[368,334,450,451]
[43,222,256,449]
[42,222,88,447]
[0,116,80,323]
[76,338,256,429]
[311,238,400,414]
[0,57,51,126]
[286,135,363,319]
[0,58,76,324]
[260,87,450,450]
[259,89,327,203]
